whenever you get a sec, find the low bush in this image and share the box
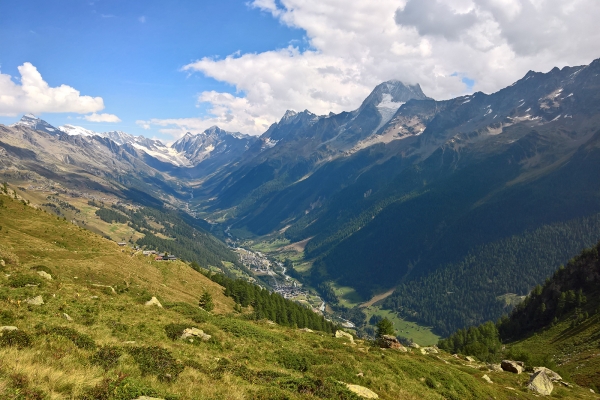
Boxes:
[8,273,44,288]
[164,301,208,323]
[80,374,177,400]
[43,326,96,350]
[0,309,15,324]
[0,329,32,349]
[277,350,311,372]
[164,323,190,341]
[30,265,53,275]
[126,346,184,382]
[90,346,122,370]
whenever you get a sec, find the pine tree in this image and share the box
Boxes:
[376,317,395,338]
[199,290,214,312]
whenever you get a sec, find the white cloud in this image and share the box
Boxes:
[84,112,121,122]
[144,0,600,137]
[0,62,105,117]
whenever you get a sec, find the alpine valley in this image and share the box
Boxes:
[2,58,600,397]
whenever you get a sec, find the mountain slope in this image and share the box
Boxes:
[0,191,576,399]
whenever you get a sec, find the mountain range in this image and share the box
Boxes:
[3,58,600,335]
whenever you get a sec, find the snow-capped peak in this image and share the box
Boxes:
[58,124,98,137]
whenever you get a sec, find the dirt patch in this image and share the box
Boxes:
[281,237,314,253]
[359,287,396,308]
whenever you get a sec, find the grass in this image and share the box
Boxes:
[1,192,598,399]
[331,283,365,308]
[363,307,441,346]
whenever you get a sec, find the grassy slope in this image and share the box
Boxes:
[0,194,596,399]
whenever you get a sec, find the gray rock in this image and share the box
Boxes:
[299,327,314,333]
[144,296,163,308]
[533,367,562,382]
[180,327,211,341]
[482,374,493,384]
[37,270,52,280]
[380,335,407,351]
[527,370,554,396]
[26,295,44,305]
[501,360,523,374]
[63,313,73,321]
[0,326,18,332]
[487,363,503,372]
[465,356,475,362]
[335,330,354,343]
[408,342,420,349]
[132,397,165,400]
[420,347,439,355]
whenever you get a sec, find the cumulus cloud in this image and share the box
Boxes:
[144,0,600,137]
[0,62,105,117]
[84,112,121,122]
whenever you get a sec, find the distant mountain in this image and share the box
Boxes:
[10,114,61,135]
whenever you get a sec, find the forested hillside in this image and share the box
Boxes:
[384,213,600,336]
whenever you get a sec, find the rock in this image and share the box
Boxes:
[63,313,73,321]
[357,372,364,377]
[501,360,524,374]
[380,335,407,351]
[132,397,165,400]
[527,370,554,396]
[533,367,562,382]
[465,356,475,362]
[0,259,5,267]
[559,381,573,388]
[26,295,44,305]
[452,354,460,359]
[144,296,163,308]
[0,326,18,332]
[299,328,314,333]
[180,327,211,342]
[409,342,420,349]
[342,383,378,399]
[420,347,439,355]
[37,270,52,280]
[482,374,493,384]
[590,388,595,393]
[266,320,276,325]
[335,330,354,343]
[487,363,503,372]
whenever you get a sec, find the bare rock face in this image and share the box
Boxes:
[335,330,354,343]
[501,360,524,374]
[180,327,211,342]
[144,296,163,308]
[533,367,562,382]
[380,335,407,352]
[527,370,554,396]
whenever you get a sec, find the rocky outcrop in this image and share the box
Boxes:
[527,370,554,395]
[501,360,524,374]
[379,335,407,351]
[335,330,354,343]
[180,328,211,342]
[420,347,439,355]
[144,296,163,308]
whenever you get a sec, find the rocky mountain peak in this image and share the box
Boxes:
[360,80,431,112]
[11,114,59,135]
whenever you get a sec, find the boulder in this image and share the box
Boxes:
[380,335,407,351]
[501,360,523,374]
[26,295,44,306]
[420,347,439,355]
[37,271,52,280]
[465,356,475,362]
[409,342,420,349]
[144,296,163,308]
[533,367,562,382]
[487,363,503,372]
[180,328,211,342]
[482,374,493,384]
[342,383,378,399]
[527,370,554,396]
[335,330,354,343]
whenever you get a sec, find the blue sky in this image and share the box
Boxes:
[1,0,598,141]
[0,0,304,136]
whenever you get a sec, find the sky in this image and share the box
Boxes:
[1,0,599,143]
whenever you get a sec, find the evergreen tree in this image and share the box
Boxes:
[376,317,395,338]
[199,290,214,312]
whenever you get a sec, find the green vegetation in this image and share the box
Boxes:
[209,272,337,333]
[376,317,395,337]
[198,290,215,312]
[95,207,128,224]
